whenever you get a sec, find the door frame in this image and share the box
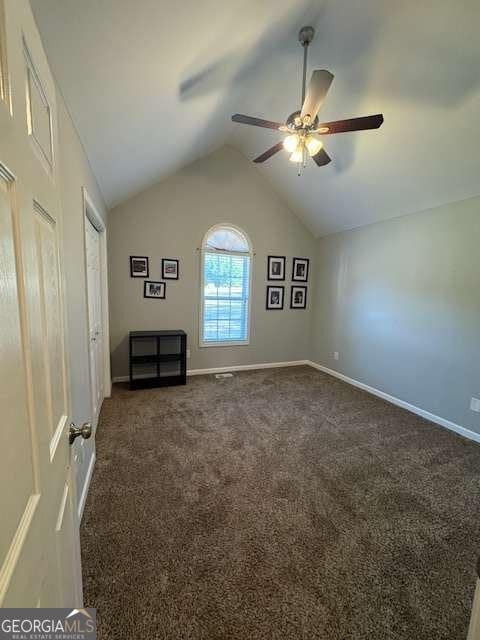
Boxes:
[82,187,111,420]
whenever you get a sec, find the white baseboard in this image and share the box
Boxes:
[188,360,309,376]
[111,360,309,383]
[307,361,480,444]
[77,450,96,521]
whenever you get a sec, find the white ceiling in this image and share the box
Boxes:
[31,0,480,236]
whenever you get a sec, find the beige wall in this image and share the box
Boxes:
[108,146,315,377]
[56,93,108,508]
[311,196,480,434]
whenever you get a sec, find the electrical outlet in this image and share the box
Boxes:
[333,351,339,361]
[470,397,480,413]
[187,349,191,359]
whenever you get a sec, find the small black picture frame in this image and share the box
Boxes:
[130,256,149,278]
[292,257,309,282]
[266,285,284,310]
[267,255,286,281]
[162,258,179,280]
[143,280,166,299]
[290,285,307,309]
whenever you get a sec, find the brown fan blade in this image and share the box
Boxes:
[316,114,384,135]
[311,147,331,167]
[300,70,334,121]
[232,113,283,131]
[253,142,284,163]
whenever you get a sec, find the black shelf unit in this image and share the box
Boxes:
[129,330,187,389]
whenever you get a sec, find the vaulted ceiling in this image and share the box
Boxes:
[31,0,480,236]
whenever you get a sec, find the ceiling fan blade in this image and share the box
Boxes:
[311,147,331,167]
[300,70,334,121]
[316,114,384,135]
[232,113,283,131]
[253,142,284,163]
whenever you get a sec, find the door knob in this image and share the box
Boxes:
[69,422,92,445]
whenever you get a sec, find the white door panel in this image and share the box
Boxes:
[33,200,68,453]
[0,171,43,606]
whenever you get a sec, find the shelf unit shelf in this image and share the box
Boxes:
[129,330,187,390]
[130,353,183,364]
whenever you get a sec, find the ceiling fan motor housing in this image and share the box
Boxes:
[286,110,319,131]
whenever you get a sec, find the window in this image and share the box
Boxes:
[200,224,252,346]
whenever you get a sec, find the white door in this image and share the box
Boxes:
[0,0,82,606]
[469,580,480,639]
[85,216,104,425]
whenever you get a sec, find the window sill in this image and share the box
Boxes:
[200,340,250,348]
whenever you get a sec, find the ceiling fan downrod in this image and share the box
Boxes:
[296,26,316,175]
[299,26,315,106]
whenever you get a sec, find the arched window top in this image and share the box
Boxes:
[203,224,251,254]
[200,224,252,346]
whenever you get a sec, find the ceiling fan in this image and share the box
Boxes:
[231,26,384,173]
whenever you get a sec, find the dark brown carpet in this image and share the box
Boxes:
[81,366,480,640]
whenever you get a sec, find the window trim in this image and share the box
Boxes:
[199,223,253,348]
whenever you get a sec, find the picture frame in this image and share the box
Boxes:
[143,280,166,299]
[130,256,149,278]
[292,257,309,282]
[266,285,284,310]
[162,258,179,280]
[267,255,286,281]
[290,285,307,309]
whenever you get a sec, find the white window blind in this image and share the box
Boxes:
[202,251,250,344]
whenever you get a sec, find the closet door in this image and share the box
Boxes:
[85,215,103,425]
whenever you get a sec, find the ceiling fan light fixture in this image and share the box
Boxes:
[289,148,303,163]
[283,134,300,153]
[305,136,323,157]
